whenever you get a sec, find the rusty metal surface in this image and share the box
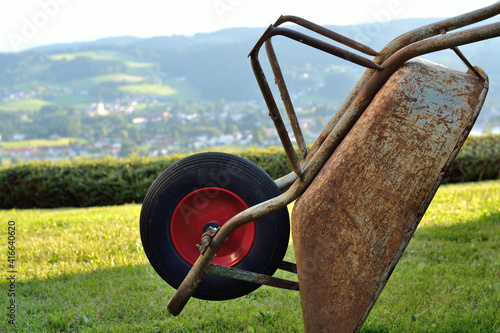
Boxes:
[196,225,219,254]
[291,59,488,333]
[167,5,500,317]
[355,66,489,332]
[207,264,299,291]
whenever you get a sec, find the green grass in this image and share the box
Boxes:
[0,137,87,149]
[125,61,155,69]
[50,51,136,62]
[361,181,500,333]
[118,79,201,100]
[91,74,144,84]
[0,158,13,167]
[118,84,176,96]
[47,94,95,107]
[0,180,498,332]
[0,99,52,112]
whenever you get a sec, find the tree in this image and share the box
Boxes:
[128,126,141,143]
[226,124,238,135]
[252,125,266,145]
[119,129,129,141]
[66,117,82,137]
[119,140,137,157]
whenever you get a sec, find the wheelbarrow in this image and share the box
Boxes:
[140,3,500,332]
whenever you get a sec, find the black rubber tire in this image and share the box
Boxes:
[140,152,290,300]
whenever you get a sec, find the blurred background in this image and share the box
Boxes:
[0,0,498,163]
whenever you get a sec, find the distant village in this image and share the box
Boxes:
[0,91,332,163]
[1,85,499,164]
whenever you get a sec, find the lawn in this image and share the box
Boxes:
[0,180,498,332]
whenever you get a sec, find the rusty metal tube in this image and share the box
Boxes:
[451,46,485,81]
[274,15,378,56]
[250,50,303,179]
[249,23,385,187]
[249,27,382,70]
[270,28,383,70]
[377,1,500,61]
[207,264,299,290]
[266,39,308,159]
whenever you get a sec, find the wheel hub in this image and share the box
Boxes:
[202,221,220,233]
[171,187,255,267]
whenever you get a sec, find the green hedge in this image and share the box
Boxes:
[443,134,500,183]
[0,135,498,209]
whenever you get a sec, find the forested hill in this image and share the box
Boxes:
[2,18,500,106]
[0,19,500,143]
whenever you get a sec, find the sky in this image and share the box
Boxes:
[0,0,498,52]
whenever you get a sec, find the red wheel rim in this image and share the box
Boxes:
[171,187,255,266]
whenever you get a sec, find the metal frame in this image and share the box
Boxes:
[167,2,500,316]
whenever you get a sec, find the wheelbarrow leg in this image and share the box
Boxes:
[292,59,488,332]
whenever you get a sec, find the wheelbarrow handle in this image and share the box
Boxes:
[167,244,216,316]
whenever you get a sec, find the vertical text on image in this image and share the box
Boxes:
[6,220,17,326]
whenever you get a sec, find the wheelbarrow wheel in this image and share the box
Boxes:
[140,152,290,300]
